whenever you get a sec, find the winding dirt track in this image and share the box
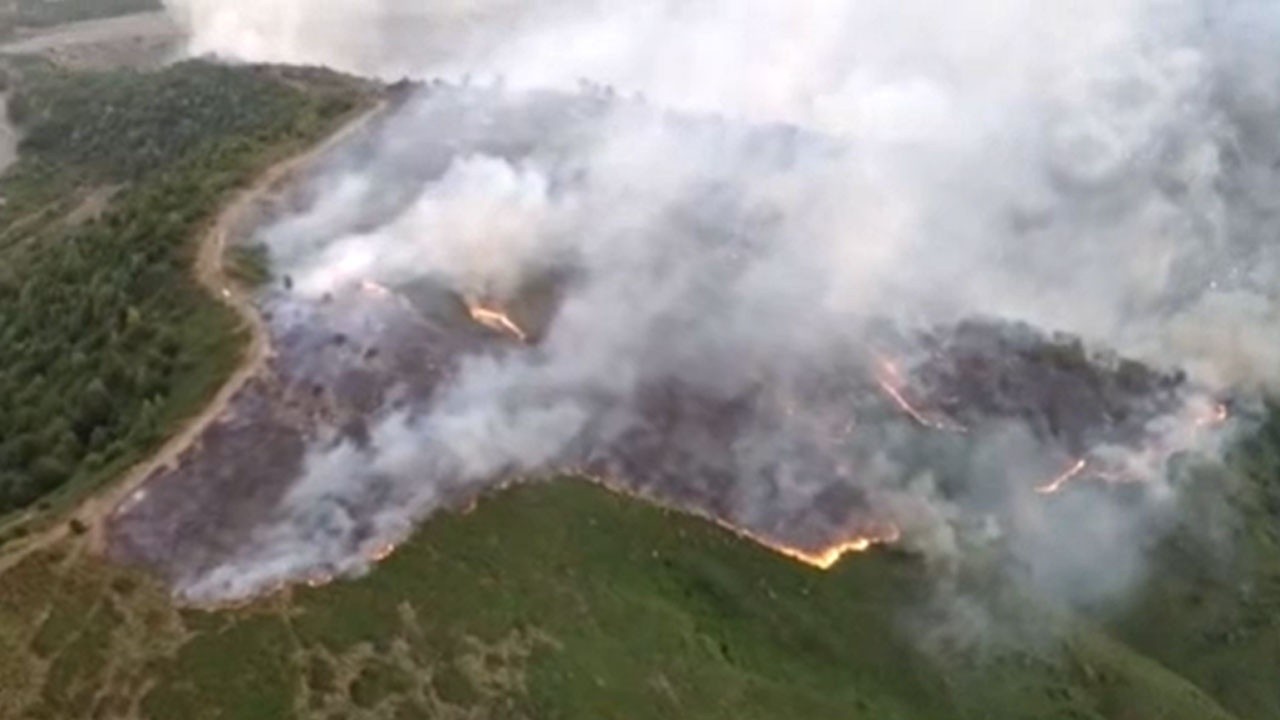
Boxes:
[0,98,387,573]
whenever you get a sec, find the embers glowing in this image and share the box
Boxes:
[468,304,529,343]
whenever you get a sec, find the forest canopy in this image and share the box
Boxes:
[0,59,368,517]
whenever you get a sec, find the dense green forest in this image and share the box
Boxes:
[0,59,370,518]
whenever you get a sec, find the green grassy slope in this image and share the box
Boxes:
[1102,408,1280,720]
[0,479,1248,720]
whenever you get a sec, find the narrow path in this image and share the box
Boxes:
[0,98,387,572]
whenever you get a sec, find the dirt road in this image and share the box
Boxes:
[0,98,387,572]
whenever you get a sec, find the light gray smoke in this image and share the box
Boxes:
[159,0,1277,604]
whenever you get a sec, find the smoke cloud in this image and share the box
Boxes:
[155,0,1277,605]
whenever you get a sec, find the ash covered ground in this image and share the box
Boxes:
[107,86,1233,604]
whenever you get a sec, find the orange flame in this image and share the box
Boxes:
[874,357,966,433]
[573,470,900,572]
[764,526,903,570]
[1036,458,1087,495]
[1037,398,1230,496]
[468,304,529,343]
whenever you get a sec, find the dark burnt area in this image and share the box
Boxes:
[107,267,1199,590]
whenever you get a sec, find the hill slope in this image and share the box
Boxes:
[0,479,1250,720]
[0,58,1275,720]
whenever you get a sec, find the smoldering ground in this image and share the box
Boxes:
[118,1,1280,609]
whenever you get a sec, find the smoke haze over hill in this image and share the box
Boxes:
[162,0,1280,386]
[140,0,1280,606]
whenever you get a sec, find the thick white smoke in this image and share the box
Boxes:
[159,0,1279,602]
[164,0,1280,378]
[165,1,1172,137]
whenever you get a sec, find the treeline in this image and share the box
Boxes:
[10,61,357,181]
[0,60,368,515]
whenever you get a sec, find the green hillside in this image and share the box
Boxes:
[1102,406,1280,720]
[0,477,1258,720]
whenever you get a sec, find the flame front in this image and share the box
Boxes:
[469,304,529,343]
[577,470,901,572]
[1036,397,1230,496]
[765,526,903,570]
[874,357,966,433]
[1036,458,1088,495]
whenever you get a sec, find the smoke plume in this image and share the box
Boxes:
[153,0,1278,605]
